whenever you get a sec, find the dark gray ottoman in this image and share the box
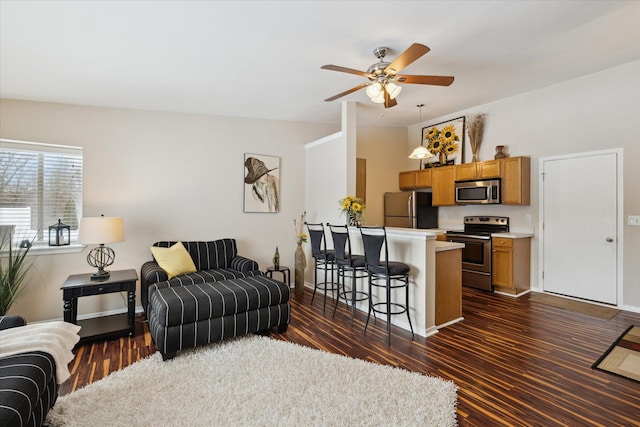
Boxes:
[148,275,290,360]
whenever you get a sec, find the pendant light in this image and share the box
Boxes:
[408,104,433,169]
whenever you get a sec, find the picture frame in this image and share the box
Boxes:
[243,153,280,213]
[422,116,466,166]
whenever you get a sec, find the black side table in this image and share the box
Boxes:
[266,266,290,286]
[61,269,138,343]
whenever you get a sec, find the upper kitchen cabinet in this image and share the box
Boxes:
[432,166,456,206]
[399,171,416,190]
[501,157,530,205]
[398,156,530,206]
[455,160,501,181]
[399,169,431,190]
[415,169,432,188]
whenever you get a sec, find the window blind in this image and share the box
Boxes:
[0,139,83,246]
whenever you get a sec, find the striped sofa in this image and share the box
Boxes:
[140,239,264,314]
[0,316,57,427]
[141,239,290,360]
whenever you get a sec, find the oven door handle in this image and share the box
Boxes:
[448,234,492,240]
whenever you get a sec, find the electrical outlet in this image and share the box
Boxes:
[628,215,640,226]
[525,214,531,224]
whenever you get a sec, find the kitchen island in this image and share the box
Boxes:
[348,227,464,338]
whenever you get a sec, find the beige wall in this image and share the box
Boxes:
[0,100,338,322]
[356,126,409,226]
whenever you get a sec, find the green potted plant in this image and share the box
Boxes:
[0,226,34,315]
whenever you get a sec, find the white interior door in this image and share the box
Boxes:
[541,151,618,304]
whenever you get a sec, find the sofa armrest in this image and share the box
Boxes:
[230,256,259,272]
[141,260,168,285]
[141,261,169,313]
[0,315,26,330]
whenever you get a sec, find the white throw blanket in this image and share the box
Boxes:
[0,321,81,383]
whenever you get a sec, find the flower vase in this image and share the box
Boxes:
[439,151,447,165]
[294,241,306,296]
[472,151,480,162]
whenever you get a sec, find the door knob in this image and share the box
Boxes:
[606,237,614,242]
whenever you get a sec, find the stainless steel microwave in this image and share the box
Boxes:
[455,179,501,204]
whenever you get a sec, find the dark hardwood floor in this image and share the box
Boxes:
[61,287,640,426]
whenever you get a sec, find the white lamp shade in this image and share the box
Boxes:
[386,82,402,99]
[371,92,385,103]
[79,217,124,244]
[366,82,382,99]
[409,146,434,159]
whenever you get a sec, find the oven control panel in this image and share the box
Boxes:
[464,216,509,226]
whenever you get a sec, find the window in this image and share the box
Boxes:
[0,139,83,248]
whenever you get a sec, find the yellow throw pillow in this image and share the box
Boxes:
[150,242,197,279]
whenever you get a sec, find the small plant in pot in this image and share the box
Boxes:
[0,227,35,315]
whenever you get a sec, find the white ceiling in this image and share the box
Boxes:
[1,1,639,127]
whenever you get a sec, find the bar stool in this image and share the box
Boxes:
[327,223,369,325]
[359,225,414,345]
[305,222,336,312]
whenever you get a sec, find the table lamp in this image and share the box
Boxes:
[79,215,124,280]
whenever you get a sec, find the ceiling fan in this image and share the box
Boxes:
[321,43,454,109]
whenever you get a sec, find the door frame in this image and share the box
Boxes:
[538,148,624,306]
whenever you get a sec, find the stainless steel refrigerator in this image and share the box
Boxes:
[384,191,438,229]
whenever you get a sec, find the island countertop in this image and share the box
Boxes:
[435,241,465,252]
[383,227,441,237]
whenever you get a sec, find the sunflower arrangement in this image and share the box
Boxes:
[339,196,366,226]
[423,124,460,158]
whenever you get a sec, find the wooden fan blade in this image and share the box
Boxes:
[384,89,398,109]
[396,75,455,86]
[321,64,369,77]
[384,43,430,76]
[324,83,368,102]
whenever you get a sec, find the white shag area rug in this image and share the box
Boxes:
[47,335,458,426]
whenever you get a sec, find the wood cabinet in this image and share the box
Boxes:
[399,169,431,190]
[492,236,531,295]
[431,166,456,206]
[415,169,432,188]
[455,160,501,181]
[356,158,366,203]
[399,171,416,190]
[398,156,530,206]
[435,247,462,325]
[501,157,530,205]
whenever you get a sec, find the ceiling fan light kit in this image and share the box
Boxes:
[371,93,385,104]
[365,82,382,98]
[385,82,402,99]
[322,43,454,108]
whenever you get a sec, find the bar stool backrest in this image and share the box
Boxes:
[327,224,351,267]
[305,222,328,259]
[359,226,389,275]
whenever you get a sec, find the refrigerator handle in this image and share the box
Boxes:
[407,193,413,219]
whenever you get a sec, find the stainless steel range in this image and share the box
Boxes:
[446,216,509,291]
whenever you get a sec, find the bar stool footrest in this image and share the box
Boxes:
[338,290,370,304]
[370,302,409,316]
